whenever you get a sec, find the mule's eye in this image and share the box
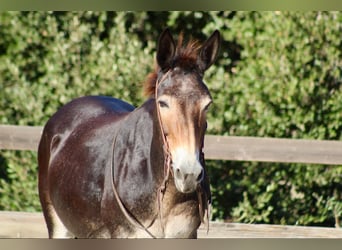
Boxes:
[203,101,212,112]
[158,100,169,108]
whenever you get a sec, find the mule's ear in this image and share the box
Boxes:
[198,30,221,71]
[157,28,176,71]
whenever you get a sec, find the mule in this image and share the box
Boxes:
[38,29,220,238]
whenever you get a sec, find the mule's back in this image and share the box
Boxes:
[42,96,134,135]
[38,96,134,238]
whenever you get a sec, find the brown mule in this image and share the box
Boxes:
[38,29,220,238]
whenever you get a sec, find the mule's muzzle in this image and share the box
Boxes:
[173,166,204,193]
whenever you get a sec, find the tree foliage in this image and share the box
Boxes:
[0,11,341,227]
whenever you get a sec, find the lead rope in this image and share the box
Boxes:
[155,71,172,234]
[110,135,157,238]
[198,149,211,234]
[108,71,172,238]
[110,69,209,238]
[197,181,210,234]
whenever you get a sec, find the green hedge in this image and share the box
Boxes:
[0,12,341,227]
[206,11,342,227]
[0,12,153,211]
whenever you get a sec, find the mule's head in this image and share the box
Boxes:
[148,29,220,193]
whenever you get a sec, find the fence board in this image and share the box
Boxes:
[0,125,42,151]
[0,211,47,238]
[0,125,342,165]
[198,222,342,238]
[1,126,342,238]
[204,135,342,165]
[1,211,342,238]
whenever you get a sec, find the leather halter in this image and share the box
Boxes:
[110,70,210,238]
[155,70,210,233]
[154,71,173,233]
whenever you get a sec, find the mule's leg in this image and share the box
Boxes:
[162,200,201,238]
[38,133,73,238]
[43,202,73,238]
[163,214,200,238]
[39,171,73,238]
[39,179,73,238]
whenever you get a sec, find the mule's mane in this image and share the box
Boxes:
[143,33,201,97]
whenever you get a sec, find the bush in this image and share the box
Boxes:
[0,11,341,227]
[0,11,154,211]
[206,11,341,227]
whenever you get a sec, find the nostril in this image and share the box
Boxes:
[175,168,181,178]
[197,169,204,182]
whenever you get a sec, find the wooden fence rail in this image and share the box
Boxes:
[1,211,342,238]
[0,124,341,238]
[1,125,342,165]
